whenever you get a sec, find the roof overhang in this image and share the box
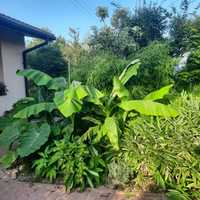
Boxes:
[0,13,56,41]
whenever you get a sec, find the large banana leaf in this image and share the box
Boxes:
[17,123,50,157]
[144,84,173,101]
[17,69,52,86]
[119,100,179,117]
[54,86,83,118]
[0,123,20,150]
[102,117,119,150]
[112,77,130,100]
[119,59,140,85]
[84,86,104,105]
[47,77,67,91]
[14,103,56,119]
[75,85,88,100]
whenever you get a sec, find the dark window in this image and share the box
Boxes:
[0,44,7,96]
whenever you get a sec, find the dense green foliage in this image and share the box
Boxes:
[130,42,175,91]
[0,1,200,199]
[0,63,178,191]
[27,39,68,77]
[109,93,200,199]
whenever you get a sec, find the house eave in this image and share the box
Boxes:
[0,13,56,41]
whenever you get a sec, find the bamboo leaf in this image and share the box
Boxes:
[166,190,190,200]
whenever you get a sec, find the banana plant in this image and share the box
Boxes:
[79,60,178,150]
[10,61,178,153]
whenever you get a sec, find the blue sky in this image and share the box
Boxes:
[0,0,198,40]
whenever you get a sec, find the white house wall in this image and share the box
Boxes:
[0,28,25,116]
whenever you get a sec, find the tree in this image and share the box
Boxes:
[131,5,168,46]
[88,26,137,58]
[27,39,68,77]
[169,15,191,55]
[189,16,200,49]
[62,27,85,66]
[131,42,174,90]
[96,6,109,24]
[111,7,130,30]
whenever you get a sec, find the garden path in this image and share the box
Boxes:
[0,181,167,200]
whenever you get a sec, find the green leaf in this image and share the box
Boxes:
[119,59,140,85]
[84,86,104,105]
[17,123,51,157]
[17,69,52,86]
[102,117,119,150]
[119,100,179,117]
[112,77,130,99]
[62,124,74,140]
[14,103,56,119]
[80,125,100,142]
[0,151,17,168]
[87,169,99,177]
[154,171,166,189]
[0,123,20,150]
[75,85,88,100]
[86,175,94,188]
[166,190,190,200]
[82,116,101,125]
[144,84,173,101]
[47,77,67,90]
[54,87,83,118]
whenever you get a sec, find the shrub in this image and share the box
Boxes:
[110,93,200,199]
[175,48,200,90]
[27,42,68,78]
[33,138,106,191]
[0,62,178,191]
[86,53,128,90]
[186,48,200,71]
[129,42,175,92]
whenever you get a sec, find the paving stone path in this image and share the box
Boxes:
[0,179,168,200]
[0,165,167,200]
[0,178,167,200]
